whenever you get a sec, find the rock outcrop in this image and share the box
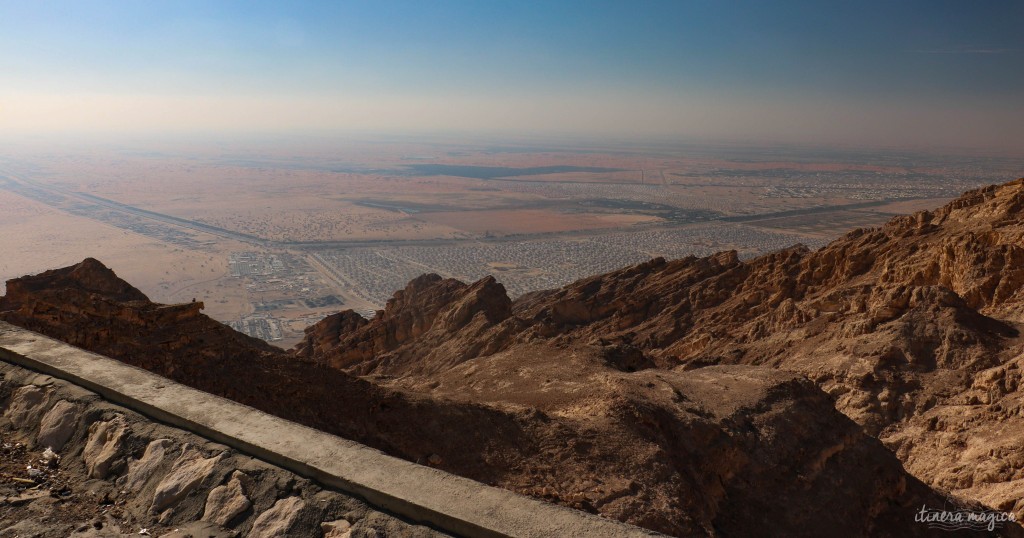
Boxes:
[82,415,128,479]
[293,178,1024,524]
[293,273,516,376]
[37,400,80,451]
[150,445,224,514]
[0,260,965,535]
[202,471,253,527]
[247,496,305,538]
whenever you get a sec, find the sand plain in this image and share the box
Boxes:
[2,139,1013,346]
[0,190,250,321]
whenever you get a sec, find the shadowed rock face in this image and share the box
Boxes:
[293,273,516,376]
[0,265,968,535]
[3,257,150,304]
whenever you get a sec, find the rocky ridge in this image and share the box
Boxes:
[0,263,964,536]
[296,179,1024,519]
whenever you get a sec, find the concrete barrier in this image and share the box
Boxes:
[0,321,666,538]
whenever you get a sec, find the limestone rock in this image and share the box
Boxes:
[83,416,128,479]
[150,445,223,513]
[201,471,251,526]
[247,496,304,538]
[320,519,352,538]
[123,438,173,492]
[36,399,80,451]
[4,385,48,429]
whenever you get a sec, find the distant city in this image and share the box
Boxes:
[2,141,1021,347]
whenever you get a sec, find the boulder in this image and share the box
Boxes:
[201,471,251,526]
[150,445,223,513]
[123,438,173,492]
[83,416,128,479]
[37,400,80,451]
[247,496,304,538]
[4,385,49,429]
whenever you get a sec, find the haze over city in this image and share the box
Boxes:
[2,0,1022,150]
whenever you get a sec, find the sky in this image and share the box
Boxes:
[1,1,1022,151]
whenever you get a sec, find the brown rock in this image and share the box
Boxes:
[247,496,304,538]
[37,399,80,451]
[123,438,173,492]
[201,471,251,526]
[150,445,223,513]
[293,273,513,376]
[4,385,49,430]
[320,519,352,538]
[83,416,127,479]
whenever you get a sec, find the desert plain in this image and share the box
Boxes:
[2,137,1020,348]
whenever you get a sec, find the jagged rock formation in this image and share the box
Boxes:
[293,273,517,376]
[292,178,1024,526]
[0,261,970,535]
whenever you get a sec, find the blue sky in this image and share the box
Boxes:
[1,1,1022,150]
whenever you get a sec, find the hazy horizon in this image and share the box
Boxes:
[2,1,1023,152]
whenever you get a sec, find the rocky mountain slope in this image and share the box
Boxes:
[5,178,1024,535]
[1,270,961,536]
[297,179,1024,522]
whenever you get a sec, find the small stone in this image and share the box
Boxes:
[274,476,295,493]
[426,454,442,466]
[27,466,46,481]
[321,519,352,538]
[41,447,60,468]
